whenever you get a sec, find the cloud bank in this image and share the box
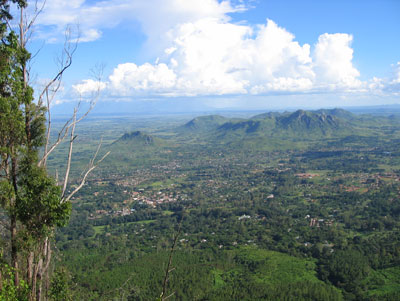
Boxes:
[29,0,399,100]
[75,18,367,98]
[33,0,242,43]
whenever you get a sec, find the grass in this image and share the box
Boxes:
[365,266,400,297]
[211,269,225,288]
[93,225,106,235]
[134,219,155,224]
[233,247,322,285]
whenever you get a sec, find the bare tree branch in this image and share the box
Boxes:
[38,27,78,108]
[39,35,103,168]
[41,79,61,166]
[25,0,46,36]
[61,107,77,197]
[39,92,99,167]
[38,115,73,167]
[160,216,184,300]
[61,148,110,204]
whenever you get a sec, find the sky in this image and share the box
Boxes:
[24,0,400,112]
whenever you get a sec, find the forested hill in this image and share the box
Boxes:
[179,115,230,132]
[96,108,400,169]
[177,108,388,141]
[114,131,160,146]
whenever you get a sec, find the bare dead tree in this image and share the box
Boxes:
[38,26,78,168]
[159,216,184,301]
[8,2,109,300]
[33,74,108,301]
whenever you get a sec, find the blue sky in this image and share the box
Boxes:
[27,0,400,111]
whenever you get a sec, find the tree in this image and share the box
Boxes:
[0,0,38,289]
[0,1,107,299]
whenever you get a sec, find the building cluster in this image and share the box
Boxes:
[307,217,334,227]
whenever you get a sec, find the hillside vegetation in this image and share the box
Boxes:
[47,109,400,300]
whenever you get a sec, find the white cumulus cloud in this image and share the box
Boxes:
[313,33,361,90]
[108,63,177,96]
[365,62,400,96]
[100,18,362,97]
[36,0,398,100]
[72,79,106,95]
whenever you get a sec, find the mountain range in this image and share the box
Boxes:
[105,108,400,159]
[180,108,358,140]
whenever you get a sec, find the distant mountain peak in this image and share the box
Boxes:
[180,115,229,132]
[315,108,355,120]
[117,131,155,145]
[280,110,341,130]
[251,111,281,120]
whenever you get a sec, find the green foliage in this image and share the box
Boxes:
[0,31,25,153]
[0,180,14,208]
[56,246,343,300]
[49,268,72,301]
[17,156,71,239]
[0,2,71,298]
[207,247,343,300]
[320,249,370,292]
[363,266,400,299]
[0,264,29,301]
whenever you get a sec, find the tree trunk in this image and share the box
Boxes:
[36,236,51,301]
[36,258,44,301]
[31,255,42,301]
[43,238,52,300]
[11,214,19,286]
[27,251,34,285]
[11,155,19,286]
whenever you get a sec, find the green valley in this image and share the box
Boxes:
[40,108,400,300]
